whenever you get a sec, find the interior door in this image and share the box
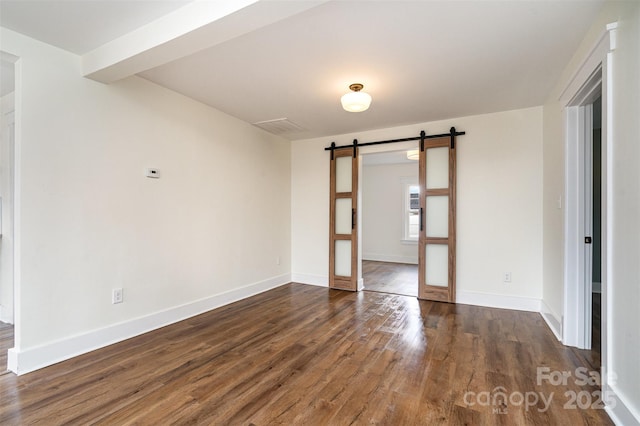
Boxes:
[582,103,594,349]
[329,147,358,291]
[418,133,456,302]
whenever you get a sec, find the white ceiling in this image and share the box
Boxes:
[0,0,192,55]
[0,0,604,140]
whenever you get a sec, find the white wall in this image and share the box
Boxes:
[1,28,291,372]
[292,107,543,307]
[362,162,418,264]
[542,2,640,423]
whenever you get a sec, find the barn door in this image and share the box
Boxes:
[329,146,358,291]
[418,131,457,302]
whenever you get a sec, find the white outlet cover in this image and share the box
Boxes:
[145,168,160,178]
[112,288,123,304]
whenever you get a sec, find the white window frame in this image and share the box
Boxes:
[401,180,419,243]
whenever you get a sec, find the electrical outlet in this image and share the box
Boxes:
[503,272,512,283]
[112,288,123,304]
[276,256,281,265]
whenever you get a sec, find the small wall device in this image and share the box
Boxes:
[145,168,160,178]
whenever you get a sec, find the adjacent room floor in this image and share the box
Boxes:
[0,283,611,425]
[0,322,13,374]
[363,260,418,297]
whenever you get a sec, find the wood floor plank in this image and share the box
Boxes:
[363,260,418,297]
[0,321,13,373]
[0,283,613,425]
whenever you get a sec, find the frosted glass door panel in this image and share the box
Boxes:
[335,240,352,276]
[426,147,449,189]
[425,244,448,287]
[335,156,352,193]
[335,198,352,235]
[426,196,449,238]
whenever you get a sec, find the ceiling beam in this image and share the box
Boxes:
[82,0,327,83]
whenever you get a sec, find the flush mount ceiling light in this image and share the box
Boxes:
[341,83,372,112]
[406,150,419,160]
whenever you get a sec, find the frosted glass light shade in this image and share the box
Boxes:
[406,150,419,160]
[341,90,372,112]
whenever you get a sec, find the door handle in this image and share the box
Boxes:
[352,208,356,230]
[420,207,424,232]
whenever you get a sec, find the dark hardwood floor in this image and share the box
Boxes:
[592,292,602,357]
[0,321,13,373]
[0,283,611,425]
[363,260,418,297]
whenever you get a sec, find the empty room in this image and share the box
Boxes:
[0,1,639,424]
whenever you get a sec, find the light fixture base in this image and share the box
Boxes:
[341,83,371,112]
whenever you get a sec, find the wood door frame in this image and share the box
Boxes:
[418,135,456,302]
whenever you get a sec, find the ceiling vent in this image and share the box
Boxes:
[252,118,306,135]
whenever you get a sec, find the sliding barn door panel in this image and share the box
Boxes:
[329,147,358,291]
[419,133,457,302]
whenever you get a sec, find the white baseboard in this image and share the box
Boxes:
[540,299,563,340]
[291,274,363,291]
[7,273,291,376]
[292,276,540,313]
[605,383,640,426]
[291,273,328,287]
[362,253,418,265]
[456,290,541,312]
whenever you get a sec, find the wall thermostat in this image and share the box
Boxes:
[145,168,160,178]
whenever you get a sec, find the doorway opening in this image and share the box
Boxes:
[328,129,461,301]
[590,95,602,363]
[0,52,16,373]
[361,149,419,297]
[564,81,604,378]
[563,64,606,370]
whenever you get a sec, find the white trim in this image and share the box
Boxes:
[296,274,542,313]
[290,274,363,290]
[563,105,584,347]
[11,57,21,351]
[540,299,562,340]
[291,272,327,287]
[362,253,418,265]
[564,100,596,350]
[401,180,420,241]
[562,22,617,350]
[602,42,615,413]
[559,23,617,105]
[604,383,640,426]
[7,274,291,375]
[456,290,540,312]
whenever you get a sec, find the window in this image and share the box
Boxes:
[403,183,420,241]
